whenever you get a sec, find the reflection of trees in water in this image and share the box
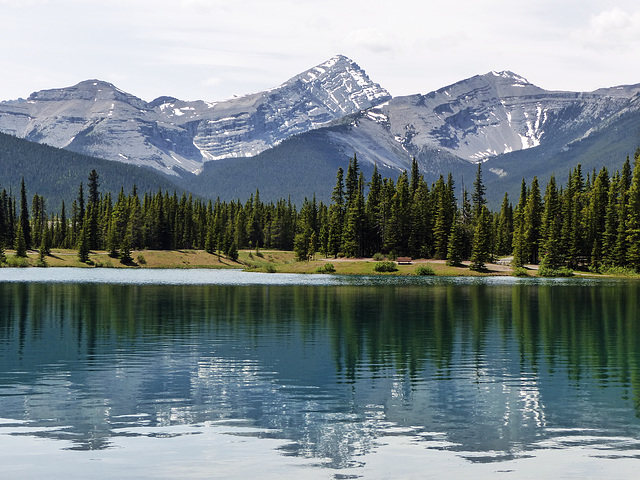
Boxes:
[2,280,640,460]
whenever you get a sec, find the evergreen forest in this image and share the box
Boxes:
[3,150,640,274]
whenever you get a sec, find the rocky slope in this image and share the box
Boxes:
[317,71,640,176]
[2,57,640,204]
[0,55,390,175]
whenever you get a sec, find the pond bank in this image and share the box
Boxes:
[0,248,613,278]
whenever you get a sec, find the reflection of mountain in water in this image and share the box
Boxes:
[1,279,640,465]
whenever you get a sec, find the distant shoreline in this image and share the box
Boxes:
[0,248,622,279]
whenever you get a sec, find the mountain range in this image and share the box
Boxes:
[1,55,639,206]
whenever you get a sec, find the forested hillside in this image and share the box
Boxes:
[0,132,181,211]
[3,151,640,276]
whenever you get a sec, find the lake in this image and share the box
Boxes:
[1,269,640,479]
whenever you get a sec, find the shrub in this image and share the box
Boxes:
[374,261,398,272]
[265,263,277,273]
[323,263,335,273]
[315,263,336,274]
[415,265,435,276]
[512,267,529,277]
[137,254,147,265]
[372,252,385,261]
[538,265,574,277]
[6,256,29,267]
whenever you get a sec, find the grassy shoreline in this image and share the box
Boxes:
[0,248,627,278]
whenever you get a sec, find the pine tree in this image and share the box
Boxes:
[472,162,487,223]
[344,154,360,206]
[523,176,542,264]
[308,230,317,261]
[87,170,100,249]
[342,173,366,257]
[587,168,609,269]
[446,212,464,266]
[410,157,420,198]
[366,164,383,255]
[77,223,90,263]
[496,192,513,256]
[119,234,133,264]
[106,218,118,258]
[540,175,562,269]
[294,230,309,261]
[76,183,85,237]
[38,234,47,266]
[226,239,238,262]
[14,223,27,258]
[470,206,492,270]
[408,179,431,258]
[384,171,411,255]
[19,178,31,250]
[626,153,640,270]
[328,168,345,257]
[602,173,620,265]
[432,175,456,259]
[511,179,528,267]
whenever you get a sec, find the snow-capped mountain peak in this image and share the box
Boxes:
[0,56,391,174]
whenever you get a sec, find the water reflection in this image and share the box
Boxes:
[1,277,640,470]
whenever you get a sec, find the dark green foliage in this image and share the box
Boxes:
[523,177,542,264]
[19,178,31,249]
[512,266,529,277]
[470,206,492,270]
[374,261,398,272]
[415,265,435,276]
[37,236,47,267]
[315,263,335,273]
[495,193,513,256]
[14,223,27,257]
[77,223,90,263]
[7,147,640,276]
[446,213,464,266]
[119,236,133,264]
[511,179,527,267]
[0,132,180,212]
[626,152,640,270]
[538,265,574,277]
[540,175,562,269]
[472,162,487,223]
[226,240,239,262]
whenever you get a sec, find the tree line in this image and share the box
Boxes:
[2,150,640,272]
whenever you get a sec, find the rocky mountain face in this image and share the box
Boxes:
[316,71,640,176]
[1,56,640,196]
[0,55,390,175]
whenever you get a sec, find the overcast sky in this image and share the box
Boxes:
[3,0,640,102]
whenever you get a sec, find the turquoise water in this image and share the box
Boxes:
[1,270,640,478]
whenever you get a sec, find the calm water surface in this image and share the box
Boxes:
[1,269,640,479]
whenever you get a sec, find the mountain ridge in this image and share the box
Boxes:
[0,55,390,175]
[1,56,640,207]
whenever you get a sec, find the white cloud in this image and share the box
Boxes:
[577,8,640,50]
